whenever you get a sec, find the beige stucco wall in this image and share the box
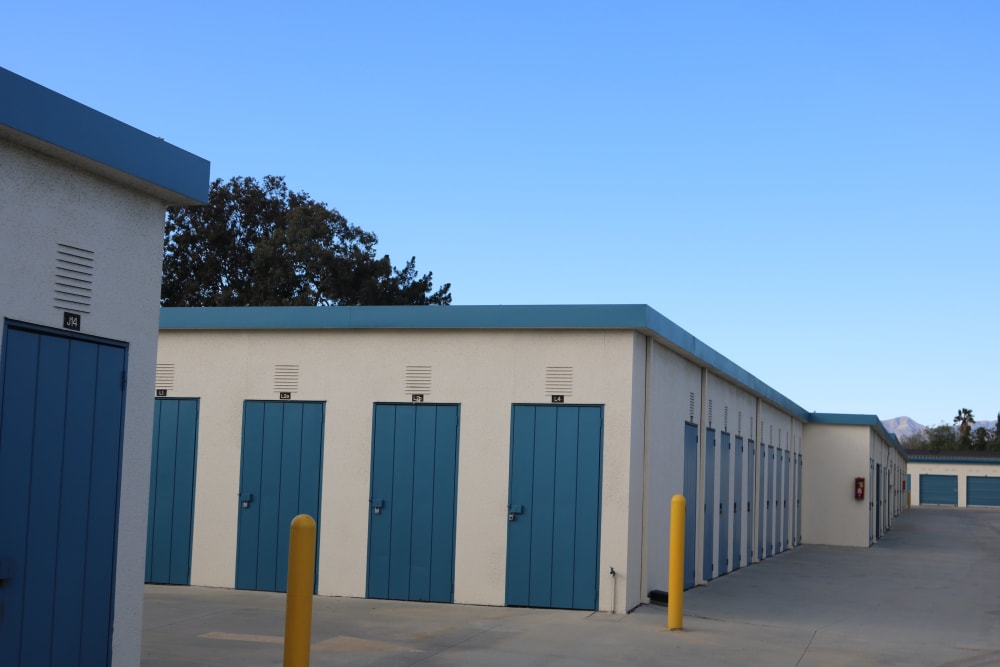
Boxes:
[908,461,1000,507]
[642,340,701,595]
[0,138,167,667]
[801,424,869,546]
[157,327,646,612]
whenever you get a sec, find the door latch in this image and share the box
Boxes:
[508,504,524,521]
[372,499,384,515]
[240,493,254,509]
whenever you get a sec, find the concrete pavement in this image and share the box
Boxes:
[141,507,1000,666]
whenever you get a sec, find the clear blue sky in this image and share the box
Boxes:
[4,1,998,427]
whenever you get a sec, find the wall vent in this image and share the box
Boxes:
[738,411,743,437]
[274,365,300,393]
[724,406,729,432]
[155,364,175,390]
[689,393,695,422]
[708,400,713,428]
[405,366,432,394]
[53,243,94,314]
[544,366,573,396]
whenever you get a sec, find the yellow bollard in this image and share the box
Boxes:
[667,494,685,630]
[284,514,317,667]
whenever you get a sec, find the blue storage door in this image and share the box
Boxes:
[796,454,803,544]
[702,429,716,581]
[718,433,730,575]
[506,405,603,610]
[367,404,460,602]
[766,446,775,557]
[732,436,743,571]
[757,443,766,560]
[875,463,883,538]
[146,398,199,585]
[967,477,1000,507]
[746,440,755,566]
[774,450,783,553]
[920,474,958,506]
[236,401,324,592]
[682,423,698,589]
[781,452,792,549]
[0,325,126,667]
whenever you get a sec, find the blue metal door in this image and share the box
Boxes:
[774,452,785,553]
[757,443,766,560]
[967,477,1000,507]
[796,454,803,544]
[919,474,958,505]
[0,323,127,667]
[782,450,790,550]
[682,422,698,589]
[702,429,716,581]
[146,398,199,585]
[732,436,743,571]
[875,463,883,538]
[367,404,460,603]
[747,440,755,566]
[506,405,603,610]
[718,433,730,575]
[236,401,324,592]
[766,446,775,557]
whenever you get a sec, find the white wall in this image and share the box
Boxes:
[0,138,167,667]
[157,328,645,612]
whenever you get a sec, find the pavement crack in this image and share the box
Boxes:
[793,629,817,667]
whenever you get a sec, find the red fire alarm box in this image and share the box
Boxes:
[854,477,865,500]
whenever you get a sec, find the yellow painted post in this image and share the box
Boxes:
[284,514,317,667]
[667,494,685,630]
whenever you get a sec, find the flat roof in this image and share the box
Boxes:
[810,413,906,458]
[162,304,817,420]
[0,67,209,204]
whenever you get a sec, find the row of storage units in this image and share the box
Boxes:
[907,453,1000,507]
[148,305,904,613]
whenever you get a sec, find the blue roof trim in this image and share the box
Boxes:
[0,67,209,203]
[160,304,812,419]
[809,413,906,459]
[907,456,1000,465]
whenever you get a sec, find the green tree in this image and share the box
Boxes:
[162,176,451,306]
[903,423,960,451]
[953,408,976,447]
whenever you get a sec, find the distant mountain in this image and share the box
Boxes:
[881,416,997,441]
[881,417,925,440]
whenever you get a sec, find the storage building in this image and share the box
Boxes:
[0,68,209,666]
[154,305,906,613]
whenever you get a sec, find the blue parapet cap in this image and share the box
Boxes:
[809,412,906,459]
[0,67,209,204]
[160,304,812,420]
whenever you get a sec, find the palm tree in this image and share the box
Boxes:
[953,408,976,443]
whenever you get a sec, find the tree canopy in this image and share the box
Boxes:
[162,176,451,307]
[903,408,1000,452]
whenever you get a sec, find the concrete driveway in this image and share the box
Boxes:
[142,507,1000,666]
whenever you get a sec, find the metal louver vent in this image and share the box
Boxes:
[155,364,175,390]
[54,243,94,313]
[724,406,729,432]
[738,411,743,437]
[405,366,432,394]
[544,366,573,396]
[708,400,713,428]
[274,365,299,393]
[689,393,695,422]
